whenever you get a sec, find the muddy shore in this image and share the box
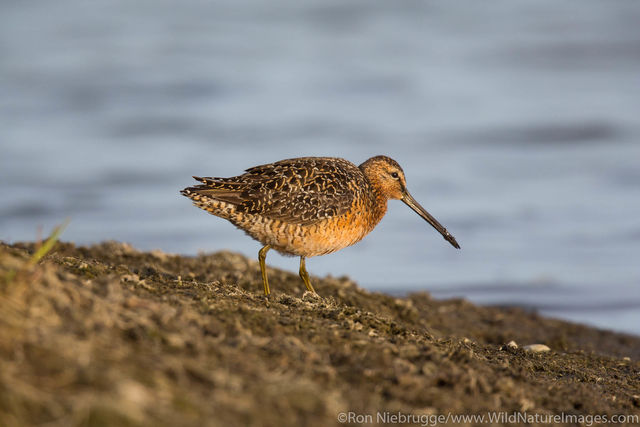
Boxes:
[1,241,639,426]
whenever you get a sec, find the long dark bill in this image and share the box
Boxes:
[401,192,460,249]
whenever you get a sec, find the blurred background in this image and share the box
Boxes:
[1,0,639,334]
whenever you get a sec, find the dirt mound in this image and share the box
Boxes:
[1,241,638,426]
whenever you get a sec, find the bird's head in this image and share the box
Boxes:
[359,155,407,200]
[359,155,460,249]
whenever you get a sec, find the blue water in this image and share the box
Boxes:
[2,0,639,335]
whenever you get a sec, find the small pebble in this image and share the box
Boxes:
[500,340,518,351]
[523,344,550,353]
[302,291,321,302]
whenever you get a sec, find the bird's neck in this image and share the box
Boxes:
[359,162,390,230]
[366,185,388,231]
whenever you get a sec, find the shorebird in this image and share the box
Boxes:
[181,156,459,296]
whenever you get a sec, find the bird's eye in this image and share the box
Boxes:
[390,172,399,179]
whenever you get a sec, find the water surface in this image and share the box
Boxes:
[2,0,639,334]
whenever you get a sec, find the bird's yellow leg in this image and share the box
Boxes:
[299,256,316,293]
[258,245,271,296]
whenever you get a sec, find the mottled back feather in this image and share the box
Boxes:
[183,157,372,225]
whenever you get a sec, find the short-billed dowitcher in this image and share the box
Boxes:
[181,156,459,296]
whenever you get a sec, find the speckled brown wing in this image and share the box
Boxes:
[185,157,370,225]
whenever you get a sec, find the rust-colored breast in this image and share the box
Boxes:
[230,195,386,257]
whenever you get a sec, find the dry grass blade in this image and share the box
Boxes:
[28,219,70,266]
